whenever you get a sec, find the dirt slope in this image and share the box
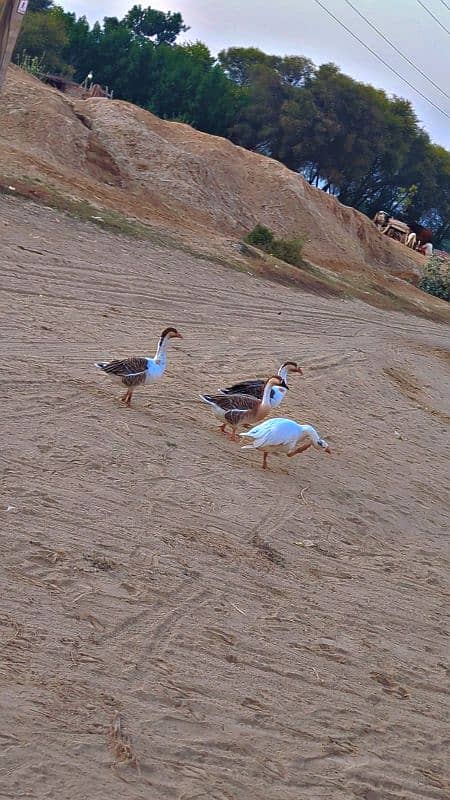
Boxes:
[0,65,426,287]
[1,193,449,800]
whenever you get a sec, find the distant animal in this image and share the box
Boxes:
[373,211,389,230]
[408,222,433,248]
[200,376,287,440]
[84,83,107,98]
[220,361,303,407]
[95,326,183,407]
[418,242,433,256]
[406,232,417,248]
[240,418,331,470]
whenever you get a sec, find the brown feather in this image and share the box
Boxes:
[221,363,300,397]
[224,408,250,426]
[221,380,264,398]
[98,357,148,387]
[204,376,285,431]
[203,392,259,412]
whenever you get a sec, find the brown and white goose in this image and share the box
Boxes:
[200,376,288,440]
[220,361,303,407]
[95,326,182,407]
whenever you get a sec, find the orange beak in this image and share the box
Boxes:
[174,332,183,339]
[325,447,332,454]
[295,367,304,375]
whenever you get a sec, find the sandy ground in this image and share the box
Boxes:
[1,194,449,800]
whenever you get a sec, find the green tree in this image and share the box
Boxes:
[277,55,314,87]
[405,144,450,248]
[85,17,137,96]
[61,12,94,82]
[224,60,289,153]
[218,47,278,86]
[14,6,69,74]
[145,42,240,135]
[123,4,188,44]
[28,0,53,11]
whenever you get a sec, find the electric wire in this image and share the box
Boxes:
[311,0,450,119]
[342,0,449,100]
[417,0,450,34]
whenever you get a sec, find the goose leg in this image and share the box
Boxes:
[288,442,312,457]
[219,423,228,435]
[262,452,268,470]
[121,389,133,407]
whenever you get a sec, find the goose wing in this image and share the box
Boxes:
[220,379,264,398]
[95,357,148,386]
[241,418,301,447]
[201,392,259,412]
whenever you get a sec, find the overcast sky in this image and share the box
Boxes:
[60,0,450,149]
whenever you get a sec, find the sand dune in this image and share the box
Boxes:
[0,65,427,287]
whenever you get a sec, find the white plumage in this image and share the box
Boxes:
[267,385,288,409]
[240,418,331,469]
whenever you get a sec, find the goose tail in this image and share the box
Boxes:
[199,394,215,405]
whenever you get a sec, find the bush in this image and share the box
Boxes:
[15,51,46,79]
[244,223,275,250]
[270,237,306,267]
[419,256,449,302]
[244,224,307,267]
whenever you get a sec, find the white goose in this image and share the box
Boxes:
[240,418,331,469]
[95,326,182,407]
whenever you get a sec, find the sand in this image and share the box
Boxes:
[0,65,427,287]
[1,193,449,799]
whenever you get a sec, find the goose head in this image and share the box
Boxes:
[161,326,183,340]
[318,437,332,454]
[280,361,303,376]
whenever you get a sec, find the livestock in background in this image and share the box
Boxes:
[373,210,389,230]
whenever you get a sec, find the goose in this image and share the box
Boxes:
[200,376,288,441]
[95,326,182,407]
[220,361,303,406]
[240,417,331,469]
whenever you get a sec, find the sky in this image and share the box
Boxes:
[59,0,450,149]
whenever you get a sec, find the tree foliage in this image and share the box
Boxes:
[15,6,68,73]
[419,256,449,301]
[11,4,450,248]
[27,0,53,11]
[123,4,188,44]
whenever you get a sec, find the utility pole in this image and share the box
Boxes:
[0,0,28,94]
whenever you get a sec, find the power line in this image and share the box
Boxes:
[417,0,450,34]
[438,0,450,11]
[310,0,450,119]
[342,0,449,100]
